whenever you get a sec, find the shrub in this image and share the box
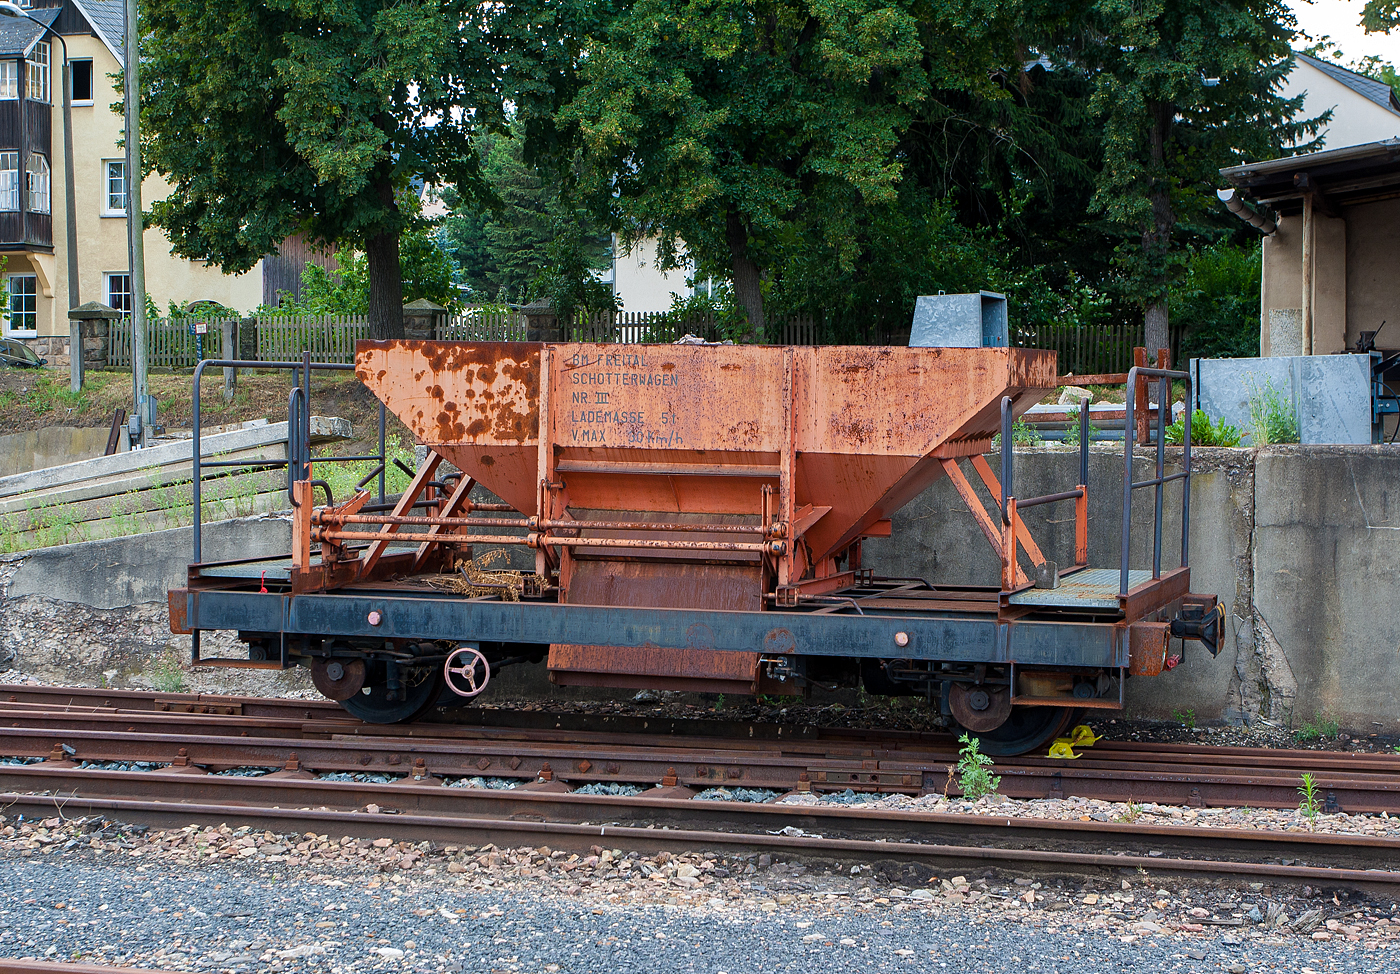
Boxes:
[1165,410,1242,447]
[1173,241,1261,360]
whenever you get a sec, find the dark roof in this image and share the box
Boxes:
[1295,52,1400,116]
[0,7,59,59]
[1220,137,1400,216]
[70,0,123,63]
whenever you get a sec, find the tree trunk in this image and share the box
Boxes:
[366,176,405,340]
[726,210,765,340]
[1144,299,1169,361]
[1141,100,1175,361]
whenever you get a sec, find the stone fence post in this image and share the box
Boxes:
[66,301,121,392]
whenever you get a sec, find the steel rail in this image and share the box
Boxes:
[3,791,1398,892]
[3,764,1396,873]
[6,717,1400,813]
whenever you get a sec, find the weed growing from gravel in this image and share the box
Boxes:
[954,733,1001,800]
[149,651,188,693]
[1298,772,1320,822]
[1294,711,1340,741]
[1173,708,1196,729]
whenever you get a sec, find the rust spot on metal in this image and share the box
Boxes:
[480,455,495,466]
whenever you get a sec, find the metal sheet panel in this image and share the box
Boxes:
[549,561,763,690]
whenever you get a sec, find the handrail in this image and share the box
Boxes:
[1120,365,1191,597]
[191,356,387,563]
[999,395,1090,515]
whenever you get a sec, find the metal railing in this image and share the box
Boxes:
[1121,366,1191,597]
[998,367,1192,602]
[999,397,1090,589]
[190,352,387,563]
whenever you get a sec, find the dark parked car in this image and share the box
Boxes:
[0,338,45,368]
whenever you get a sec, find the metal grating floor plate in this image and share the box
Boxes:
[1008,567,1153,609]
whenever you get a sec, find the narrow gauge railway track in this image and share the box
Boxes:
[4,777,1400,894]
[3,699,1400,813]
[3,762,1395,874]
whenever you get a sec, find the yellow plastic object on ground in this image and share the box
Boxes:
[1069,725,1103,747]
[1047,740,1081,760]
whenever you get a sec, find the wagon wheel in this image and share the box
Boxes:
[339,663,446,724]
[955,706,1079,757]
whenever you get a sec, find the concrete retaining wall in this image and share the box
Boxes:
[3,445,1397,732]
[865,444,1400,733]
[0,426,125,478]
[1,515,311,695]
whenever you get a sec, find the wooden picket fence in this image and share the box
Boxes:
[436,307,526,341]
[109,318,234,368]
[257,315,371,362]
[106,309,1167,372]
[1013,320,1185,377]
[569,311,819,345]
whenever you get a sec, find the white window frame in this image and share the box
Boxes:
[6,273,37,336]
[70,58,93,106]
[0,151,18,212]
[26,41,48,104]
[102,159,125,217]
[26,152,48,213]
[104,272,132,317]
[0,61,18,101]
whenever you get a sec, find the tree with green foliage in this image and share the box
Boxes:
[435,129,613,317]
[1362,0,1398,33]
[1172,241,1261,360]
[556,0,1041,335]
[1066,0,1318,355]
[141,0,506,338]
[263,191,462,315]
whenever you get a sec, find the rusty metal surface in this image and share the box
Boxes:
[10,701,1400,812]
[354,341,1056,568]
[1128,621,1171,677]
[550,561,763,692]
[6,764,1400,874]
[352,340,1058,689]
[7,790,1400,890]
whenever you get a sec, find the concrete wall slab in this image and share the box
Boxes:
[1194,355,1371,445]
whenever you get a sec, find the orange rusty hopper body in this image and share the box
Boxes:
[356,341,1057,693]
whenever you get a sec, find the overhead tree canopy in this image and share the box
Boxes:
[141,0,507,338]
[555,0,1041,335]
[1053,0,1319,354]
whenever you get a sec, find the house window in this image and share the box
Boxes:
[26,153,47,213]
[71,59,92,104]
[7,274,36,334]
[102,159,125,216]
[0,62,17,100]
[105,273,131,316]
[26,41,48,103]
[0,152,17,211]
